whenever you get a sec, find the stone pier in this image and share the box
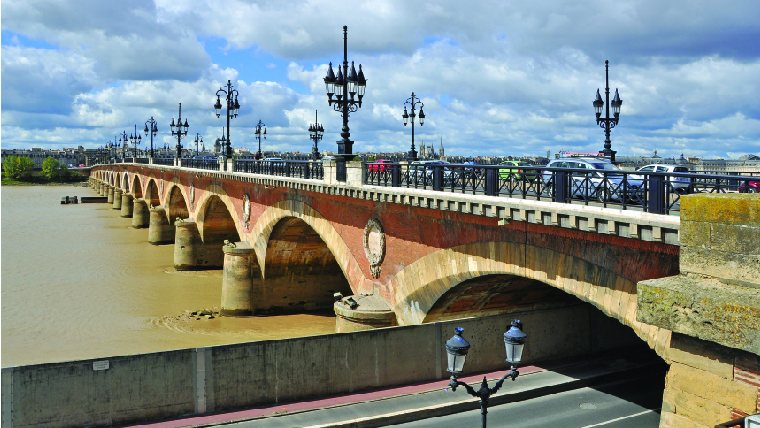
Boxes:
[107,186,114,204]
[147,206,174,245]
[173,219,202,270]
[112,188,122,210]
[132,198,149,228]
[120,193,134,218]
[334,294,397,332]
[220,241,258,316]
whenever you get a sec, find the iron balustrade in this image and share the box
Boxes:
[153,158,174,166]
[363,162,760,215]
[184,158,220,171]
[135,158,150,164]
[234,159,324,180]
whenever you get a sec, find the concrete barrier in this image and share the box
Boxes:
[1,305,638,428]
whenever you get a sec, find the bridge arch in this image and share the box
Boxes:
[121,172,129,190]
[258,216,353,314]
[195,185,242,267]
[132,175,143,198]
[166,185,190,223]
[145,178,161,208]
[250,199,366,294]
[389,241,671,357]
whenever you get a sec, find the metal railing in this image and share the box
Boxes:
[364,162,760,215]
[153,158,175,166]
[184,158,220,171]
[234,159,324,180]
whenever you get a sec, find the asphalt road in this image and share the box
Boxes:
[386,373,665,428]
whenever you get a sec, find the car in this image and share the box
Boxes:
[498,160,537,180]
[368,159,393,172]
[321,155,336,162]
[543,157,644,203]
[632,164,691,194]
[739,180,760,193]
[408,160,452,185]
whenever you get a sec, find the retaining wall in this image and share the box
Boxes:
[1,304,638,428]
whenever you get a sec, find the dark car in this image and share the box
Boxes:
[739,180,760,193]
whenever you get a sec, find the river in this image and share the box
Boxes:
[1,185,336,367]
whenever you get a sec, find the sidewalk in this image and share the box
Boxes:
[124,348,663,428]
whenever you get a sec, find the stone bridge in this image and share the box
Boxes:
[91,162,759,428]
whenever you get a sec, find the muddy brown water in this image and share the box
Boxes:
[1,186,336,367]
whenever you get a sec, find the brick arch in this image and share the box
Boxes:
[144,177,162,208]
[388,241,672,357]
[249,199,366,294]
[166,185,190,223]
[131,174,143,198]
[121,172,129,190]
[195,184,242,244]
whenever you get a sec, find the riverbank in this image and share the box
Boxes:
[2,179,88,186]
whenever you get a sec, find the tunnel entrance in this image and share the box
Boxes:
[260,217,352,315]
[423,273,650,362]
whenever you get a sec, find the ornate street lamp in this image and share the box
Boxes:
[402,92,425,162]
[144,117,158,158]
[594,60,623,163]
[214,80,240,161]
[446,320,528,428]
[254,120,266,160]
[308,110,324,160]
[324,26,367,179]
[118,131,129,161]
[170,103,189,160]
[193,133,203,156]
[130,124,142,159]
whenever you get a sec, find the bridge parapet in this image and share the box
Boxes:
[97,162,680,246]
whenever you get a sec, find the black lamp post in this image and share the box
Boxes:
[309,110,324,160]
[144,117,158,158]
[254,120,266,160]
[594,60,623,163]
[402,92,425,162]
[130,124,142,159]
[323,26,367,177]
[214,80,240,161]
[446,320,528,428]
[193,133,203,156]
[118,131,129,161]
[170,103,189,160]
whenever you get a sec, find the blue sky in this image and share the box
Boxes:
[2,0,760,159]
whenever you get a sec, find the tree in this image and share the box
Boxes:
[3,156,34,180]
[42,156,69,181]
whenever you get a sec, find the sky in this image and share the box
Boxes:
[2,0,760,159]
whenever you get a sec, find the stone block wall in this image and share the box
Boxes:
[638,193,760,428]
[679,193,760,285]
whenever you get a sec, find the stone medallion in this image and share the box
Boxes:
[243,194,251,230]
[363,218,386,278]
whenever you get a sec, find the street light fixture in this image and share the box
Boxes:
[144,117,158,158]
[594,60,623,163]
[215,80,240,161]
[130,124,142,159]
[118,131,129,161]
[308,110,324,160]
[193,133,203,156]
[324,25,367,179]
[170,103,189,160]
[402,92,425,162]
[254,120,266,160]
[446,320,528,428]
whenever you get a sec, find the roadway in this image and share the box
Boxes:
[388,374,664,428]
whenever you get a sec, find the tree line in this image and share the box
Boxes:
[3,156,85,183]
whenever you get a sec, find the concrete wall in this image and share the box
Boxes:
[1,305,638,428]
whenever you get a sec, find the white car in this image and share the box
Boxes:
[632,164,691,194]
